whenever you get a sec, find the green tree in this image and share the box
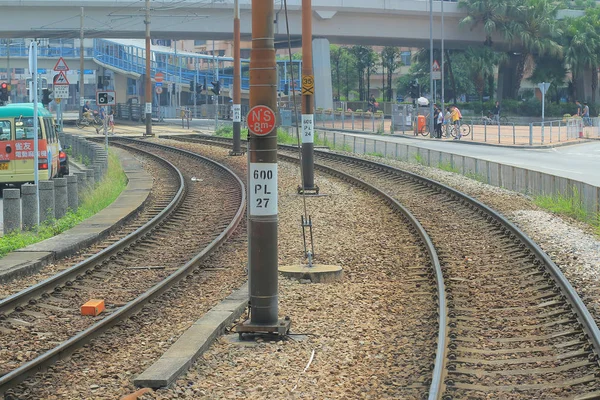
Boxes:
[529,55,568,103]
[563,9,600,102]
[350,45,372,101]
[330,45,344,101]
[381,46,400,101]
[503,0,563,98]
[458,0,511,47]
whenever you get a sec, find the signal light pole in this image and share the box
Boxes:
[144,0,153,137]
[298,0,318,194]
[230,0,243,156]
[237,0,290,338]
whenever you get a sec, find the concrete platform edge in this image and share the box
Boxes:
[133,282,249,389]
[0,148,152,283]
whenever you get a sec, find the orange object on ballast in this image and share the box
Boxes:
[81,299,105,316]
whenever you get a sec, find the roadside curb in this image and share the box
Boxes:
[0,147,152,283]
[133,282,248,388]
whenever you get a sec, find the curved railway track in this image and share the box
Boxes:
[0,138,245,397]
[167,134,600,399]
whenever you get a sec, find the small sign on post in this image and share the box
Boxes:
[247,105,276,136]
[302,75,314,95]
[96,91,116,106]
[432,60,441,80]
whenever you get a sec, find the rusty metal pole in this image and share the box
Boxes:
[230,0,243,156]
[144,0,153,136]
[238,0,290,336]
[299,0,318,194]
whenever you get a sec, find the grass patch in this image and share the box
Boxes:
[534,186,600,235]
[413,153,425,165]
[366,152,385,158]
[438,162,460,174]
[0,151,127,258]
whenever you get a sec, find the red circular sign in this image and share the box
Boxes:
[247,105,276,136]
[155,72,164,83]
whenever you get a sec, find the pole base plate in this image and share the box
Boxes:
[279,264,343,283]
[236,318,292,339]
[228,150,246,156]
[297,185,320,195]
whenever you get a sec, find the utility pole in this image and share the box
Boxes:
[429,0,434,135]
[79,7,84,119]
[6,39,10,102]
[230,0,243,155]
[144,0,152,136]
[299,0,317,194]
[441,0,445,114]
[237,0,290,337]
[212,40,219,130]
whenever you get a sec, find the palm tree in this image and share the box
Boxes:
[350,45,372,101]
[503,0,563,98]
[465,47,506,103]
[563,10,600,102]
[458,0,510,47]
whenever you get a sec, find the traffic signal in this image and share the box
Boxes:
[0,83,8,102]
[41,89,53,106]
[196,83,202,93]
[190,80,195,92]
[284,83,289,96]
[211,81,220,95]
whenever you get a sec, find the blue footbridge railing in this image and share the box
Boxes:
[93,39,300,93]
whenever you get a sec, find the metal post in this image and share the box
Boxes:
[440,0,444,112]
[429,0,434,135]
[144,0,152,136]
[79,7,84,119]
[6,39,10,102]
[193,59,197,118]
[213,40,218,130]
[104,107,108,151]
[231,0,243,156]
[30,41,40,225]
[239,0,290,336]
[529,123,533,146]
[300,0,317,193]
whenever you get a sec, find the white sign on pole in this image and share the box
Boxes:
[249,163,278,216]
[432,60,441,80]
[54,85,70,99]
[80,97,85,106]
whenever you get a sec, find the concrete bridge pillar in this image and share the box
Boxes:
[312,38,333,111]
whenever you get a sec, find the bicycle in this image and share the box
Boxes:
[76,112,103,129]
[449,121,471,138]
[481,111,508,125]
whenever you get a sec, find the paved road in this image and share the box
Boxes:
[335,132,600,187]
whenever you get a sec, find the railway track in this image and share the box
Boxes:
[0,138,245,398]
[167,134,600,399]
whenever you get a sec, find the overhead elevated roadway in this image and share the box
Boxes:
[0,0,493,48]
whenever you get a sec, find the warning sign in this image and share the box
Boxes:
[53,71,69,85]
[432,60,441,80]
[302,75,314,95]
[53,57,69,72]
[247,105,276,136]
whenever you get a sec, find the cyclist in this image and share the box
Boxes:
[368,94,378,113]
[82,101,93,122]
[450,105,462,140]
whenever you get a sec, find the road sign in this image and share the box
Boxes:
[54,85,69,99]
[96,90,116,106]
[155,82,163,87]
[53,57,69,72]
[432,60,441,80]
[247,105,276,136]
[538,82,551,95]
[155,87,163,94]
[302,75,314,95]
[55,98,61,104]
[155,72,164,83]
[53,71,69,85]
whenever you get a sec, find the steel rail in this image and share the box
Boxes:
[168,133,600,399]
[0,138,246,395]
[162,134,447,398]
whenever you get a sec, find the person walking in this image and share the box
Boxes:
[583,102,591,126]
[435,106,443,138]
[109,108,115,134]
[444,107,451,137]
[492,101,501,124]
[576,100,582,117]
